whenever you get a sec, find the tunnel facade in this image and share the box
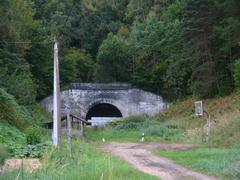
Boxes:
[40,83,169,120]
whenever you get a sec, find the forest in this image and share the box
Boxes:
[0,0,240,106]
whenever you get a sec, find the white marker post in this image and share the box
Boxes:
[53,40,61,148]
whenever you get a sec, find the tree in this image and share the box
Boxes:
[61,48,93,88]
[160,0,191,99]
[0,0,38,56]
[127,16,166,93]
[126,0,154,22]
[25,31,53,99]
[94,33,131,82]
[182,0,219,97]
[0,49,36,105]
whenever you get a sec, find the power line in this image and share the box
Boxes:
[0,40,53,44]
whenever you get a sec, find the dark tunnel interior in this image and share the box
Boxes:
[86,103,122,120]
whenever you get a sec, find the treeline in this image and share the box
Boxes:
[0,0,240,106]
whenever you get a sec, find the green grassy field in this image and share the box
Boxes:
[84,115,186,143]
[155,147,240,179]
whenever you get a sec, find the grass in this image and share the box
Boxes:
[0,139,158,180]
[84,115,185,143]
[155,147,240,179]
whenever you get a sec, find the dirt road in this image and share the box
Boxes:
[104,142,217,180]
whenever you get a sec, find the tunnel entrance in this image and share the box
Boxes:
[86,103,122,120]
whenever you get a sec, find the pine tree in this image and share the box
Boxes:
[182,0,219,97]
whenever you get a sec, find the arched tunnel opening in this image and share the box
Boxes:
[86,103,122,120]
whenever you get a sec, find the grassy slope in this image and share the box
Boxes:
[0,121,25,146]
[159,92,240,146]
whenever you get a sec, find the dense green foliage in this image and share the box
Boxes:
[26,127,43,145]
[94,33,131,82]
[1,0,239,102]
[0,89,49,160]
[0,88,32,130]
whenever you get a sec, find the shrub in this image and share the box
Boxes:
[0,145,9,166]
[8,142,49,158]
[0,121,25,145]
[0,88,32,130]
[26,126,43,145]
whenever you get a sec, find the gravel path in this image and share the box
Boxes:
[104,142,218,180]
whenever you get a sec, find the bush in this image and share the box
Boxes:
[0,88,32,130]
[26,126,43,145]
[0,145,9,166]
[0,121,25,145]
[8,142,49,158]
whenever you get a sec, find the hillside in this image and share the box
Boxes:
[0,88,50,165]
[161,92,240,146]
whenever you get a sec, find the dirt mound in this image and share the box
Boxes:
[0,158,41,174]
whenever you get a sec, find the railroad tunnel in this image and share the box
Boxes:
[86,103,123,120]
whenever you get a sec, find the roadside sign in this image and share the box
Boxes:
[195,101,203,116]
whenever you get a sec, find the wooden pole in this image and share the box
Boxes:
[53,39,61,148]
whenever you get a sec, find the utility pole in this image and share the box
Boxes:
[53,39,61,148]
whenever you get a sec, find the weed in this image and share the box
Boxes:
[26,126,43,145]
